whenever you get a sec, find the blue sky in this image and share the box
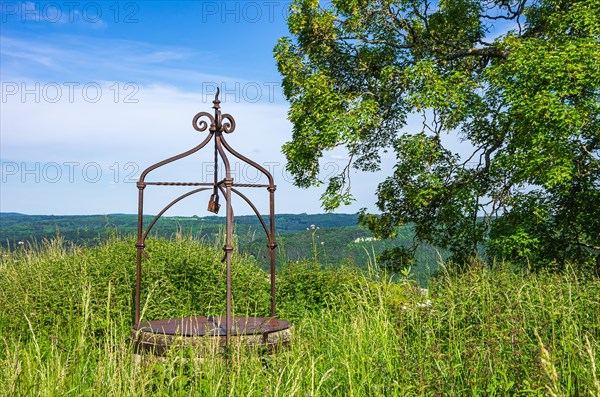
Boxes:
[1,0,395,216]
[0,0,508,217]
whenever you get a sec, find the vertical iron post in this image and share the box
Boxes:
[225,175,233,346]
[135,184,145,326]
[268,187,277,317]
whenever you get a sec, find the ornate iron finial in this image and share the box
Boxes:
[192,86,236,134]
[212,87,221,110]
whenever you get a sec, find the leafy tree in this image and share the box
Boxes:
[274,0,600,270]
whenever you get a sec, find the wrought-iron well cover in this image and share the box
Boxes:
[132,89,287,351]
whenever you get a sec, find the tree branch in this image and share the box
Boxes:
[341,37,413,50]
[445,47,509,61]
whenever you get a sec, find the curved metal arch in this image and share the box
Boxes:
[142,187,212,242]
[140,186,270,254]
[139,132,214,183]
[219,134,275,186]
[215,134,231,179]
[144,185,271,240]
[230,187,269,237]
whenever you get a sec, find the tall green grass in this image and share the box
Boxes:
[0,237,598,396]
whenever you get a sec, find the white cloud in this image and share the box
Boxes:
[1,80,339,215]
[0,31,386,216]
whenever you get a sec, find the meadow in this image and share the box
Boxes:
[0,235,599,396]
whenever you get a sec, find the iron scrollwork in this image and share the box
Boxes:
[192,111,214,132]
[192,88,236,134]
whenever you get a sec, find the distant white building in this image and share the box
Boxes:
[353,236,377,243]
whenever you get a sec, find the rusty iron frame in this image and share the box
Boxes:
[134,89,277,346]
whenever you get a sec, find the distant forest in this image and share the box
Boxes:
[0,212,443,284]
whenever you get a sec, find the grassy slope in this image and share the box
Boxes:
[0,237,599,396]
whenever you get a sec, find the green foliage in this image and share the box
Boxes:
[397,262,600,395]
[0,235,271,341]
[276,259,366,320]
[377,246,415,275]
[0,213,443,283]
[275,0,600,270]
[0,237,599,395]
[246,223,442,285]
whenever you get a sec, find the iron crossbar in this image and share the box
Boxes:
[144,181,270,188]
